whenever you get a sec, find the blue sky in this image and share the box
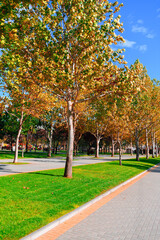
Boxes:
[1,1,159,83]
[117,0,160,80]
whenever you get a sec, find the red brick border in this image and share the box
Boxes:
[36,165,159,240]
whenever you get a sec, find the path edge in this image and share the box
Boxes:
[20,163,159,240]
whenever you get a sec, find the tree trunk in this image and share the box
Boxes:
[64,101,74,178]
[55,143,58,154]
[48,139,51,157]
[135,128,139,161]
[52,141,55,154]
[22,149,24,158]
[25,132,29,153]
[74,142,77,156]
[151,131,155,158]
[13,112,24,163]
[63,143,66,151]
[95,137,100,158]
[119,141,122,165]
[111,136,115,157]
[145,128,149,159]
[130,137,133,156]
[155,138,158,157]
[141,145,144,155]
[48,124,53,157]
[10,134,13,152]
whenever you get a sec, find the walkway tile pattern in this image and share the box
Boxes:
[55,166,160,240]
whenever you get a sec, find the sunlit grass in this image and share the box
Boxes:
[0,150,95,160]
[0,157,159,240]
[0,151,65,159]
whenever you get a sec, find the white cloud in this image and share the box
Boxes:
[137,19,143,24]
[139,45,147,52]
[157,8,160,17]
[132,25,147,34]
[146,33,155,39]
[121,39,136,48]
[131,23,155,39]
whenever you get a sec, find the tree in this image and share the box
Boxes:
[74,113,87,156]
[128,60,155,161]
[0,112,18,150]
[21,116,40,153]
[1,0,126,177]
[40,105,64,157]
[86,99,110,158]
[148,84,160,158]
[0,0,47,42]
[0,51,54,162]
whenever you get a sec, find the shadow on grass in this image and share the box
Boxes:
[29,171,63,178]
[110,158,160,171]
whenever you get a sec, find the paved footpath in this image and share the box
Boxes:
[0,155,138,176]
[37,165,160,240]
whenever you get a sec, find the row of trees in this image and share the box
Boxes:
[0,61,160,162]
[0,0,160,178]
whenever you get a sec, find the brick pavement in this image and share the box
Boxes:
[36,165,160,240]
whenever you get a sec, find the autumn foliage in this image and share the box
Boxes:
[0,1,160,176]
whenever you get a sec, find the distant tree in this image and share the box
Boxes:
[128,60,155,161]
[0,112,18,150]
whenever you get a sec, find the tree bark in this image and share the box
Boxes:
[13,111,24,163]
[74,142,77,156]
[135,128,139,161]
[119,141,122,165]
[48,124,53,157]
[25,132,29,153]
[34,132,38,152]
[117,131,122,165]
[10,134,13,152]
[64,101,74,178]
[95,137,100,158]
[155,138,158,157]
[74,134,82,156]
[111,136,115,157]
[55,142,58,154]
[22,148,24,158]
[151,131,155,158]
[130,137,133,156]
[145,128,149,159]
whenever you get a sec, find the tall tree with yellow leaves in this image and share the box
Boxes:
[128,60,155,161]
[0,51,55,162]
[1,0,127,177]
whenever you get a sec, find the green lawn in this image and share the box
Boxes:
[0,151,66,159]
[0,150,134,160]
[0,157,160,240]
[0,150,96,160]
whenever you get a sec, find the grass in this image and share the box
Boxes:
[0,157,160,240]
[0,151,66,159]
[0,150,97,160]
[99,152,130,155]
[0,150,126,160]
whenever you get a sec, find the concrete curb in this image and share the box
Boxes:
[20,163,159,240]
